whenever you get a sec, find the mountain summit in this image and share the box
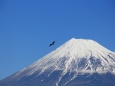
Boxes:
[0,38,115,86]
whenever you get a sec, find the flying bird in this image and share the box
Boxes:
[49,41,55,47]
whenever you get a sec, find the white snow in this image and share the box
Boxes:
[13,38,115,83]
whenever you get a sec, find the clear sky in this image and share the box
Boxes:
[0,0,115,80]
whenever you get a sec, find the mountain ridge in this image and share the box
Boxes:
[0,38,115,86]
[18,38,115,75]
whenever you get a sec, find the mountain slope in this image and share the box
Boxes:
[0,38,115,86]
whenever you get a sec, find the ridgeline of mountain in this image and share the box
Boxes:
[0,38,115,86]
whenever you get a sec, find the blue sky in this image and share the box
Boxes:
[0,0,115,80]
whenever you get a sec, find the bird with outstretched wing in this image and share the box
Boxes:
[49,41,55,47]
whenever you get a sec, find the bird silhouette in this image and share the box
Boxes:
[49,41,55,47]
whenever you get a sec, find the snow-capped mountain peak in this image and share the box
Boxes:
[1,38,115,86]
[15,38,115,78]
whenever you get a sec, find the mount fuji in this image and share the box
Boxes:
[0,38,115,86]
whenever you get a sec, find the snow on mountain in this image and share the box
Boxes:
[1,38,115,86]
[13,38,115,79]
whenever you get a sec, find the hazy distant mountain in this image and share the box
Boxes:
[0,38,115,86]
